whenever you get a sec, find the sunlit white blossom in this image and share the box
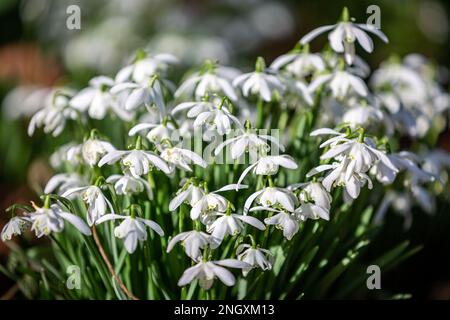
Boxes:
[233,57,284,102]
[44,173,88,196]
[29,204,91,238]
[81,138,116,167]
[177,259,250,290]
[70,76,132,121]
[244,186,297,213]
[111,76,171,114]
[300,8,388,64]
[128,123,173,144]
[96,213,164,253]
[28,89,77,137]
[106,174,153,199]
[236,155,298,187]
[172,99,242,135]
[236,244,273,276]
[214,129,284,160]
[175,63,239,101]
[99,149,170,177]
[63,186,115,226]
[310,70,368,99]
[190,184,248,220]
[206,212,265,245]
[115,52,178,84]
[270,50,325,78]
[167,230,215,261]
[307,157,373,201]
[1,216,31,241]
[251,207,299,240]
[160,147,207,172]
[169,182,205,211]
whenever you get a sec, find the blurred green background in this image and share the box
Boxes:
[0,0,449,299]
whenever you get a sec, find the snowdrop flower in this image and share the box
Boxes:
[65,144,84,166]
[70,76,132,120]
[167,230,214,261]
[177,259,250,290]
[63,185,114,226]
[2,86,51,120]
[190,103,240,136]
[214,128,284,159]
[129,122,173,144]
[310,127,347,143]
[244,186,298,213]
[28,89,77,137]
[111,76,170,114]
[312,128,397,176]
[307,157,373,201]
[233,57,284,102]
[251,207,299,240]
[270,48,325,78]
[370,57,448,138]
[1,216,31,241]
[44,173,88,196]
[376,186,435,229]
[370,61,427,113]
[422,149,450,184]
[236,244,273,276]
[291,181,332,211]
[342,104,384,129]
[236,155,298,187]
[323,51,371,77]
[29,203,91,238]
[106,174,153,199]
[49,143,83,168]
[95,213,164,254]
[373,151,433,186]
[115,51,178,84]
[280,77,314,106]
[321,138,395,174]
[207,212,265,245]
[190,184,248,220]
[171,98,241,135]
[289,182,332,221]
[81,138,116,167]
[175,61,238,101]
[296,202,330,221]
[160,147,207,172]
[375,191,417,229]
[300,8,388,65]
[99,149,170,178]
[169,182,205,211]
[310,70,368,99]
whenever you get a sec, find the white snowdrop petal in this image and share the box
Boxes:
[235,215,266,230]
[210,264,236,286]
[215,259,250,269]
[58,212,91,236]
[139,218,164,236]
[169,190,189,211]
[178,264,203,286]
[300,24,336,44]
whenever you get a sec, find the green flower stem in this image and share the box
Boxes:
[256,97,264,129]
[91,225,139,300]
[179,204,187,233]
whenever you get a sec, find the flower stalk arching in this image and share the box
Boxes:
[92,224,139,300]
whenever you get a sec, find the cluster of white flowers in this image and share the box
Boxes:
[3,8,449,294]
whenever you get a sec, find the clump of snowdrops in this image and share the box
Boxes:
[2,8,449,300]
